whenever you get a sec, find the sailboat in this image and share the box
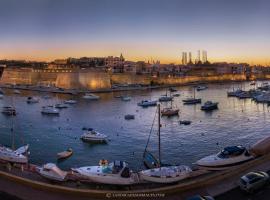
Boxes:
[0,99,29,164]
[139,104,192,183]
[159,90,173,102]
[161,100,179,117]
[182,87,202,105]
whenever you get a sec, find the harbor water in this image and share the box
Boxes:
[0,81,269,171]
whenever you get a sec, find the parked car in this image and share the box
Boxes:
[186,195,214,200]
[239,171,269,193]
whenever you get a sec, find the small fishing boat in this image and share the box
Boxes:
[82,93,100,100]
[81,128,107,142]
[2,106,16,116]
[27,97,39,104]
[37,163,67,182]
[161,108,179,117]
[64,99,77,104]
[137,100,157,107]
[41,106,60,115]
[72,160,138,185]
[121,96,131,101]
[201,101,218,111]
[173,93,180,97]
[125,114,135,120]
[55,103,69,109]
[57,148,73,160]
[179,120,191,125]
[169,87,177,92]
[196,146,254,170]
[196,85,208,91]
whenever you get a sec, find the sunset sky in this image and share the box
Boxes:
[0,0,270,64]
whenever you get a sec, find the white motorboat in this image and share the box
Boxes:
[2,106,16,116]
[121,96,131,101]
[140,104,192,183]
[139,166,192,183]
[27,97,39,104]
[137,100,157,107]
[72,160,138,185]
[196,85,208,91]
[82,93,100,100]
[37,163,67,182]
[196,146,254,170]
[41,106,60,115]
[55,103,68,109]
[81,129,107,142]
[64,99,77,104]
[13,89,21,94]
[0,145,29,164]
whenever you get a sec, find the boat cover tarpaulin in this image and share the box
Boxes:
[250,136,270,156]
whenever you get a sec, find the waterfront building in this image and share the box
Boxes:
[105,54,125,73]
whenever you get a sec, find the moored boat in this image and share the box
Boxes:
[201,101,218,111]
[81,129,107,142]
[161,108,179,117]
[82,93,100,100]
[37,163,67,182]
[41,106,60,115]
[137,100,157,107]
[57,148,73,160]
[196,145,254,170]
[55,103,69,109]
[72,160,138,185]
[0,145,29,164]
[27,97,39,104]
[196,85,208,91]
[64,99,77,104]
[2,106,16,116]
[121,96,131,101]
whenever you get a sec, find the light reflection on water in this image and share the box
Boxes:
[0,81,269,171]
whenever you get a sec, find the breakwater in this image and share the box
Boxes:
[0,68,259,90]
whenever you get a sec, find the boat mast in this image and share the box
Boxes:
[158,104,161,168]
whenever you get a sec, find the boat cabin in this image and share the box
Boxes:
[217,146,249,159]
[101,161,131,178]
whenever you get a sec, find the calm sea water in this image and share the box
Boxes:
[0,81,269,171]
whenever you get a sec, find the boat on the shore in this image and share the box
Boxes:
[81,129,107,143]
[137,100,157,107]
[201,101,218,111]
[72,160,138,185]
[196,146,254,170]
[2,106,16,116]
[82,93,100,100]
[27,97,39,104]
[140,104,192,183]
[0,145,29,164]
[41,106,60,115]
[37,163,67,182]
[57,148,73,160]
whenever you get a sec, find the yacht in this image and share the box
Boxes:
[201,101,218,111]
[41,106,60,115]
[0,145,29,164]
[139,165,192,183]
[140,104,192,183]
[196,146,254,170]
[137,100,157,107]
[26,97,39,104]
[72,160,138,185]
[81,129,107,142]
[64,99,77,104]
[196,85,208,91]
[82,93,100,100]
[55,103,68,109]
[37,163,67,182]
[2,106,16,116]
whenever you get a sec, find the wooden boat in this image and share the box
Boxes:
[161,108,179,117]
[57,148,73,160]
